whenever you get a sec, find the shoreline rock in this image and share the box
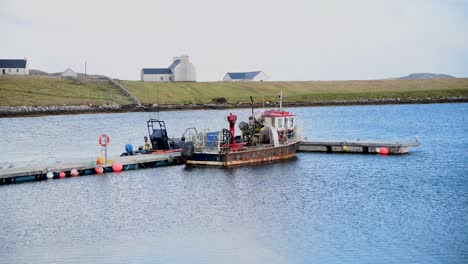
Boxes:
[1,97,467,118]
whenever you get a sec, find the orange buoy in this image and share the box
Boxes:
[59,172,66,178]
[70,169,79,176]
[112,162,123,172]
[96,156,104,165]
[380,147,389,155]
[95,166,104,174]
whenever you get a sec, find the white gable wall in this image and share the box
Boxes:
[223,73,233,81]
[253,72,269,81]
[173,57,196,82]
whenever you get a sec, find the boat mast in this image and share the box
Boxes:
[279,91,283,111]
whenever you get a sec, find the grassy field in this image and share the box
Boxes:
[1,75,467,107]
[122,78,468,105]
[0,75,131,106]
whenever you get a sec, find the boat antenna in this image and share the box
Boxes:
[157,83,160,119]
[279,91,283,110]
[250,96,254,115]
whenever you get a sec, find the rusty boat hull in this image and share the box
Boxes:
[186,141,300,167]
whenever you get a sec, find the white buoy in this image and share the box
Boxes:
[46,171,54,179]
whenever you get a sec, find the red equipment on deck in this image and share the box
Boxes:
[227,112,237,148]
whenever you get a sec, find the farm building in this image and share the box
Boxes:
[141,55,196,82]
[61,68,78,78]
[223,71,269,81]
[0,59,28,75]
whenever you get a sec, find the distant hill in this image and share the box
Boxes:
[399,73,455,80]
[28,69,104,80]
[28,69,51,76]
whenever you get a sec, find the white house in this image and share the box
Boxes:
[141,55,196,82]
[223,71,269,82]
[141,68,172,82]
[61,68,78,78]
[0,59,28,75]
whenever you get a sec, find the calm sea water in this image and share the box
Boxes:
[0,103,467,263]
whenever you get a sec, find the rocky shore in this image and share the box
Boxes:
[1,97,466,118]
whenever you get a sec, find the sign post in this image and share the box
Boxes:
[99,134,110,163]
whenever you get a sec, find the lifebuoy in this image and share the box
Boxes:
[99,134,110,146]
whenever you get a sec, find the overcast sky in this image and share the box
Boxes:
[1,0,467,81]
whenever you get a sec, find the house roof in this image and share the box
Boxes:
[0,59,27,68]
[142,68,172,74]
[168,59,180,69]
[227,71,261,80]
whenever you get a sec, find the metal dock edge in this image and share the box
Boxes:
[0,153,183,185]
[298,140,420,154]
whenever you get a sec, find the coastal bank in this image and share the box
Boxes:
[1,75,467,117]
[0,97,467,118]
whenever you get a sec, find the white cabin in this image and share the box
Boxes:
[0,59,28,75]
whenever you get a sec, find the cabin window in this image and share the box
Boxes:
[277,118,283,128]
[169,77,172,81]
[289,117,294,128]
[16,69,19,73]
[160,76,164,81]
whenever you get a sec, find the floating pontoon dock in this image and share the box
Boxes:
[0,153,183,185]
[298,140,420,154]
[0,140,420,185]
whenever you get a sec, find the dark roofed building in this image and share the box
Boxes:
[223,71,268,81]
[0,59,28,75]
[141,55,196,82]
[141,68,173,82]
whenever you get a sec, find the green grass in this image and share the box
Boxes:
[0,75,132,106]
[122,79,468,105]
[1,75,467,107]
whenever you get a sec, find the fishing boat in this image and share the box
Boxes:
[181,93,302,166]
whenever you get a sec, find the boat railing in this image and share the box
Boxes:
[193,131,222,151]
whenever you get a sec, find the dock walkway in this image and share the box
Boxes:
[0,153,182,185]
[298,140,420,154]
[1,140,420,185]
